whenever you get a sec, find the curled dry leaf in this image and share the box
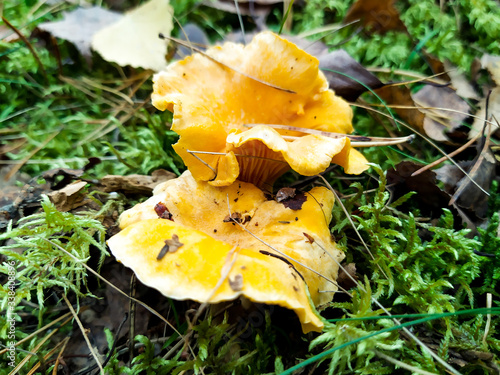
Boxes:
[92,0,173,71]
[376,85,426,133]
[152,31,368,189]
[108,171,345,333]
[48,180,88,212]
[377,84,471,142]
[469,54,500,138]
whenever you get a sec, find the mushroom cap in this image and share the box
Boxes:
[109,171,344,333]
[152,31,368,188]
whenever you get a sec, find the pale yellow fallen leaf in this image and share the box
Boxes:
[91,0,173,71]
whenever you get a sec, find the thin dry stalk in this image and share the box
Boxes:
[27,337,69,375]
[224,195,339,287]
[0,313,72,356]
[5,130,60,180]
[1,16,48,84]
[243,123,414,145]
[367,67,448,85]
[412,131,482,176]
[449,128,492,205]
[42,238,195,358]
[7,320,63,375]
[483,293,493,346]
[373,350,439,375]
[51,337,71,375]
[61,294,104,375]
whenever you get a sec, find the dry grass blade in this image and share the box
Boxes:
[51,337,70,375]
[0,313,72,356]
[190,246,238,328]
[7,319,66,375]
[187,150,217,174]
[483,293,493,346]
[281,135,413,147]
[41,238,196,358]
[374,103,497,128]
[449,125,493,205]
[62,294,104,375]
[381,71,449,87]
[5,130,60,180]
[158,34,296,94]
[316,175,389,280]
[26,337,69,375]
[59,76,120,108]
[368,67,448,85]
[80,77,134,105]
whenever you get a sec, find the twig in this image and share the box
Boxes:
[411,131,482,176]
[1,16,48,84]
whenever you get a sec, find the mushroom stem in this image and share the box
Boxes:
[187,150,288,164]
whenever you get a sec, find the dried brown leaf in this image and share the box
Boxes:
[48,180,88,212]
[413,85,471,142]
[376,85,425,132]
[280,192,307,211]
[344,0,407,34]
[387,161,451,218]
